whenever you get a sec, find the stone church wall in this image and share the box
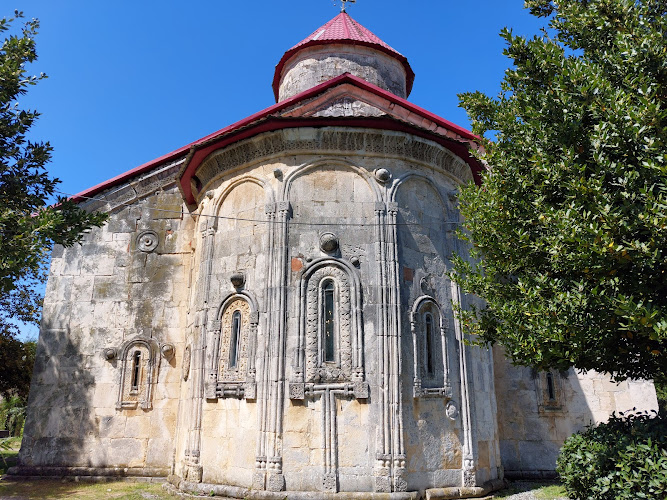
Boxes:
[20,166,192,477]
[493,345,659,478]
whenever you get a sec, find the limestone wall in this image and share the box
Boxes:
[21,127,500,495]
[181,129,499,493]
[20,176,193,476]
[493,345,659,478]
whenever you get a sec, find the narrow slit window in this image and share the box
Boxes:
[131,350,142,391]
[425,313,434,376]
[323,280,335,363]
[229,310,242,369]
[546,372,556,401]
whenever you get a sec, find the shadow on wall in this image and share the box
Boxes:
[493,344,595,479]
[18,322,99,469]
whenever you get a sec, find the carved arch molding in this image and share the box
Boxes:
[205,294,259,400]
[194,128,471,201]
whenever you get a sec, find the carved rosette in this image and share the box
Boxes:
[137,230,159,252]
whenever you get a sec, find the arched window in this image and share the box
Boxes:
[322,280,336,364]
[218,298,251,383]
[205,293,260,401]
[116,338,159,410]
[229,310,242,369]
[410,297,451,398]
[546,372,556,401]
[536,369,563,412]
[130,350,142,393]
[295,263,360,386]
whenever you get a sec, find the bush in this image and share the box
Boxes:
[557,410,667,499]
[0,395,26,437]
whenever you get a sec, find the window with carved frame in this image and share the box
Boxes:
[411,297,451,398]
[116,338,159,410]
[219,298,251,382]
[536,369,564,412]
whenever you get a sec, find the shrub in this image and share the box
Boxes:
[557,410,667,499]
[0,395,26,437]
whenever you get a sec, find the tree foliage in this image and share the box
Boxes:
[453,0,666,383]
[0,12,106,372]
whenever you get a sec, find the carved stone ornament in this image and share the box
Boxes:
[289,383,305,400]
[374,168,392,183]
[446,400,459,420]
[161,343,175,359]
[183,345,191,381]
[230,272,245,289]
[103,347,117,361]
[137,230,159,252]
[319,232,339,253]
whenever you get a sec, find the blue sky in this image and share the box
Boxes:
[11,1,546,339]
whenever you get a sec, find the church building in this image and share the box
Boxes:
[14,10,657,499]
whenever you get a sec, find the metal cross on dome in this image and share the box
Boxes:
[338,0,356,13]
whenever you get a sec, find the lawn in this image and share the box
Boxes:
[1,438,177,499]
[494,480,568,499]
[0,479,176,499]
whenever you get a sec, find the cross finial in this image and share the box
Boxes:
[339,0,356,13]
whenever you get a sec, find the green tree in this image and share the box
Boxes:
[0,11,107,377]
[453,0,666,383]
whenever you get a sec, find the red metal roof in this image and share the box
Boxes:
[273,12,415,101]
[71,73,482,206]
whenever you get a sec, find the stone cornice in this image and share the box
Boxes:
[194,127,471,203]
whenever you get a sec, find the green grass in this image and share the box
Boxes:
[493,480,567,499]
[0,479,176,499]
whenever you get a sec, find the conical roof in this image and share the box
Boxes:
[273,12,415,101]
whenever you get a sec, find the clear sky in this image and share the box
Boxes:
[11,1,546,339]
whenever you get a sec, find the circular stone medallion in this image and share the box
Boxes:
[137,230,159,252]
[319,232,339,253]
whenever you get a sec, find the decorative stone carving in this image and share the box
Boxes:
[136,230,159,252]
[410,296,451,399]
[288,383,305,400]
[267,473,285,492]
[319,232,339,253]
[195,129,470,201]
[182,345,191,381]
[322,472,337,492]
[103,347,117,361]
[420,275,434,294]
[464,468,476,487]
[353,380,370,399]
[160,343,174,359]
[230,272,245,289]
[305,266,352,383]
[218,298,251,383]
[207,293,260,401]
[446,400,459,420]
[116,337,160,410]
[374,168,392,183]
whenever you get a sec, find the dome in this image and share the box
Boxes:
[273,12,415,102]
